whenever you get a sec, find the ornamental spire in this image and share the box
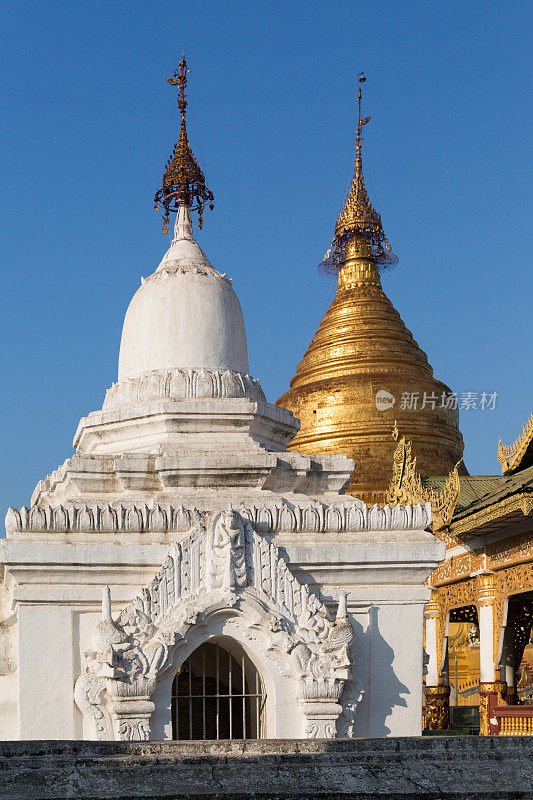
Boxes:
[320,74,398,274]
[154,54,214,235]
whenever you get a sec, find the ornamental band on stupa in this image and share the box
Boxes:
[0,58,444,742]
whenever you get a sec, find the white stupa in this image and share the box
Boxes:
[0,58,442,743]
[118,205,249,382]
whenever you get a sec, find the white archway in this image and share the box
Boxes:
[150,607,302,739]
[75,509,356,740]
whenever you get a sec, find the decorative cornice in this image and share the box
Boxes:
[431,549,485,587]
[498,412,533,474]
[429,530,533,588]
[387,423,461,532]
[487,530,533,568]
[5,498,432,536]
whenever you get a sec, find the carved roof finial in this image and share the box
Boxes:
[387,425,461,532]
[320,74,398,275]
[154,54,214,235]
[498,411,533,474]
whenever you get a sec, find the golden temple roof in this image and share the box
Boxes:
[387,423,462,532]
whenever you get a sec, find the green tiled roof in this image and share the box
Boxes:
[422,466,533,522]
[421,474,504,513]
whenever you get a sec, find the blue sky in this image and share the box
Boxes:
[1,0,532,516]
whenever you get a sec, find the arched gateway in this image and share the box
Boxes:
[75,509,357,740]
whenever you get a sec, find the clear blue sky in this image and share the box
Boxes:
[1,0,532,517]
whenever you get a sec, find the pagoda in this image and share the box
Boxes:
[0,58,442,742]
[276,77,466,504]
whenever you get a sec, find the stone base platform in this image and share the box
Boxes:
[0,739,532,800]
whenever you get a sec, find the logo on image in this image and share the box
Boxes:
[375,390,396,412]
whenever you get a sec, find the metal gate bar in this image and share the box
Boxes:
[172,641,266,740]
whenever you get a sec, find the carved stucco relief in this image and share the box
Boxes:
[74,508,360,741]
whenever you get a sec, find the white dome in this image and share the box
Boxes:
[118,207,249,382]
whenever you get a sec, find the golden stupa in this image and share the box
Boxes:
[276,77,466,504]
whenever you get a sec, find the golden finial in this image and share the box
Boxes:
[355,73,370,173]
[166,51,189,121]
[387,428,461,532]
[320,74,398,275]
[154,54,214,234]
[497,411,533,474]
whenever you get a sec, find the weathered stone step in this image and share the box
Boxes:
[0,738,531,800]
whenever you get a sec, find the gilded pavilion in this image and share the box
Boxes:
[385,417,533,735]
[276,77,533,735]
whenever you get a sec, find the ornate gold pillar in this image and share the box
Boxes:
[479,679,507,736]
[424,592,449,731]
[477,572,506,735]
[425,683,450,732]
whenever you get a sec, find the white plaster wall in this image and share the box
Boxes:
[18,605,78,739]
[2,532,440,740]
[361,601,426,736]
[0,675,19,739]
[17,604,128,740]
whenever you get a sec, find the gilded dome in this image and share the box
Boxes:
[276,247,466,504]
